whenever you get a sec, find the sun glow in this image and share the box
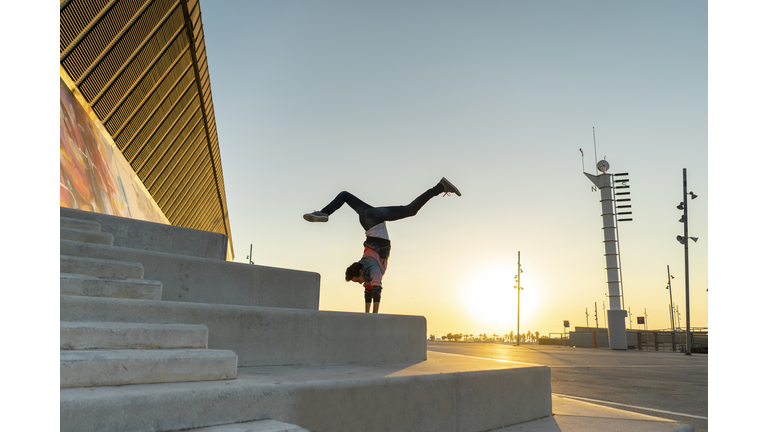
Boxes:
[461,262,545,334]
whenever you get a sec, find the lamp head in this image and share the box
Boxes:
[676,235,685,244]
[690,237,699,243]
[676,202,685,210]
[689,192,698,200]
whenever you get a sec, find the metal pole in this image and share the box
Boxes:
[683,169,692,355]
[667,265,674,329]
[516,251,521,346]
[628,307,632,330]
[644,308,648,330]
[603,301,607,328]
[595,302,598,328]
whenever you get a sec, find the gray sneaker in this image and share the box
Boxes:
[303,211,329,222]
[439,177,461,196]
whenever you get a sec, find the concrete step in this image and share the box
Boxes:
[61,321,208,350]
[60,216,101,232]
[182,419,310,432]
[59,351,551,432]
[60,273,162,299]
[61,254,144,279]
[60,226,114,245]
[60,349,238,388]
[60,239,319,310]
[61,207,229,260]
[61,295,426,367]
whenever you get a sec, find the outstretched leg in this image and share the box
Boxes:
[359,177,460,229]
[304,191,372,222]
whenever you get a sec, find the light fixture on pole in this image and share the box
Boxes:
[514,251,523,346]
[666,265,675,330]
[677,169,699,355]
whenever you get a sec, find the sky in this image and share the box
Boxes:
[198,0,711,338]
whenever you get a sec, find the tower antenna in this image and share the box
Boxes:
[592,127,598,175]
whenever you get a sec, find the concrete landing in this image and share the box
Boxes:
[60,351,551,432]
[493,394,693,431]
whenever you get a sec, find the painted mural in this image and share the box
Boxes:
[60,77,168,224]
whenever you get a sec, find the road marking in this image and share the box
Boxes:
[548,364,707,368]
[553,393,708,420]
[428,350,706,368]
[428,350,542,366]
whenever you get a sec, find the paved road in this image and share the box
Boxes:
[427,341,708,432]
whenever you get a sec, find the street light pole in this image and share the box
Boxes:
[667,265,675,329]
[683,169,692,355]
[515,251,523,346]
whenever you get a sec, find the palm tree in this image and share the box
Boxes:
[534,331,540,343]
[526,331,532,344]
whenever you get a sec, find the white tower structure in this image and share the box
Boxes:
[585,160,628,350]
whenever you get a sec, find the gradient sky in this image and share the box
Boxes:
[199,0,708,337]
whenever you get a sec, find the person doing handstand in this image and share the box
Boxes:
[303,177,461,313]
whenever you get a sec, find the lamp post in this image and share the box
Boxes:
[246,244,254,265]
[666,266,675,329]
[677,168,698,355]
[514,251,523,345]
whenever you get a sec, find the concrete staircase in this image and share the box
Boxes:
[59,207,553,432]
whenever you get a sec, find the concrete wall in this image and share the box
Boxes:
[569,331,609,348]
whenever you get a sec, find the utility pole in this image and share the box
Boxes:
[585,307,589,327]
[514,251,523,346]
[628,307,633,330]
